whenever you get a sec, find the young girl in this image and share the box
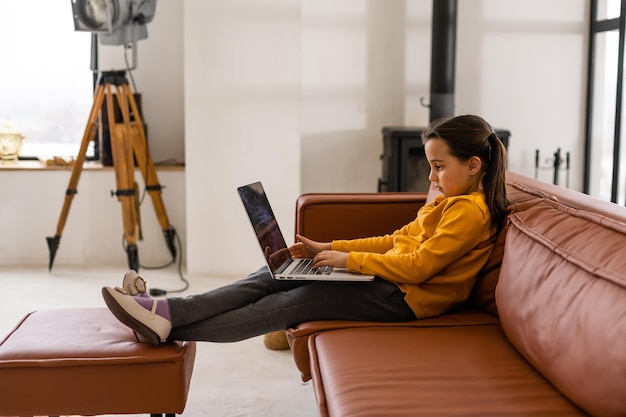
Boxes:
[102,114,509,346]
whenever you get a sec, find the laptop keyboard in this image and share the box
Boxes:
[291,259,334,275]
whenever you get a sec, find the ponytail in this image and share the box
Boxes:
[483,132,509,237]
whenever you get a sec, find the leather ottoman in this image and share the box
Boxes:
[0,308,196,417]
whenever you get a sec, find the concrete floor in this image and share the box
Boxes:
[0,265,318,417]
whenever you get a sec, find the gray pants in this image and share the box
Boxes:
[167,266,416,342]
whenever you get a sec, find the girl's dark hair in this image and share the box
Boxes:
[421,114,510,238]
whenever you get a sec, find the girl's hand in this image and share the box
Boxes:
[312,250,349,269]
[289,234,331,259]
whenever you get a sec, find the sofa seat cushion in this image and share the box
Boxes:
[0,308,196,416]
[498,198,626,417]
[287,308,499,381]
[309,326,586,417]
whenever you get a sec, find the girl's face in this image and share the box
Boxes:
[424,138,482,198]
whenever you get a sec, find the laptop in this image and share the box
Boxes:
[237,182,375,281]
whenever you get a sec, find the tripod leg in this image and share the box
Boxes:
[108,83,140,271]
[46,83,106,271]
[124,84,177,261]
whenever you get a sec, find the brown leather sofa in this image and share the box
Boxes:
[286,172,626,417]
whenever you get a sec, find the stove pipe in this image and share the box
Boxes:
[429,0,457,122]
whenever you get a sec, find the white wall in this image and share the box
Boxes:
[454,0,588,190]
[0,168,185,270]
[301,0,588,193]
[0,0,590,278]
[184,0,302,276]
[301,0,410,192]
[184,0,588,277]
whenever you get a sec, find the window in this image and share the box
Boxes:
[0,1,93,159]
[585,0,626,203]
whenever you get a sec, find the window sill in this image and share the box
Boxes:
[0,160,185,171]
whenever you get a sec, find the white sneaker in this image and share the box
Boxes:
[119,270,151,343]
[102,286,171,346]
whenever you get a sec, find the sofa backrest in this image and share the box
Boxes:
[294,193,428,242]
[467,172,551,316]
[496,175,626,416]
[467,171,626,317]
[505,171,626,223]
[466,220,508,316]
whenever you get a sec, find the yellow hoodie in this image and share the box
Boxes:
[331,191,494,318]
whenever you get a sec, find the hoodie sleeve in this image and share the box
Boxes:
[332,197,491,284]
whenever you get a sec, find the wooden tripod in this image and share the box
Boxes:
[46,70,177,271]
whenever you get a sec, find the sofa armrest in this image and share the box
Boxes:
[286,191,427,380]
[294,192,428,241]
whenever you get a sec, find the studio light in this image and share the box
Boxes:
[71,0,156,46]
[48,0,175,272]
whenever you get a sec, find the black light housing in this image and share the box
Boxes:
[71,0,156,46]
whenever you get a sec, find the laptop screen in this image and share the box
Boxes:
[238,182,292,273]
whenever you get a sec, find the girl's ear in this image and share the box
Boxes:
[468,156,482,175]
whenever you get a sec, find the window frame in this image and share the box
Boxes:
[584,0,626,202]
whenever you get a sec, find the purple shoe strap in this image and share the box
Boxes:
[134,297,171,321]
